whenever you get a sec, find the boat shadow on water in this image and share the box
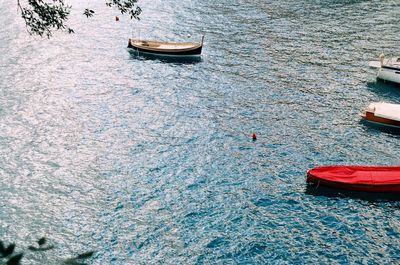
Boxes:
[305,184,400,202]
[366,80,400,98]
[128,49,202,64]
[359,119,400,136]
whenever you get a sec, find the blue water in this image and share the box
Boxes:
[0,0,399,264]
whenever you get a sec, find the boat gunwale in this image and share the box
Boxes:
[128,38,202,53]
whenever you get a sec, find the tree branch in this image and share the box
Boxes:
[17,0,141,38]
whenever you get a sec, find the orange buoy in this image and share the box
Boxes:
[252,133,257,141]
[115,16,120,21]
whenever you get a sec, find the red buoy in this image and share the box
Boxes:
[252,133,257,141]
[115,16,120,21]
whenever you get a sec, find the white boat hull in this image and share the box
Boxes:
[377,67,400,84]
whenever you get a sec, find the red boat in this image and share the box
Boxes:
[307,166,400,192]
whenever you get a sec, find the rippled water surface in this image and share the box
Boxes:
[1,0,400,264]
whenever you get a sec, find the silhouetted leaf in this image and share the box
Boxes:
[28,245,54,252]
[63,258,87,265]
[3,244,15,257]
[83,9,95,18]
[38,237,46,246]
[76,251,94,259]
[0,240,4,254]
[27,237,55,252]
[6,253,23,265]
[63,251,94,265]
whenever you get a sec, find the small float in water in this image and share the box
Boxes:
[307,166,400,193]
[127,36,204,58]
[361,102,400,130]
[369,54,400,85]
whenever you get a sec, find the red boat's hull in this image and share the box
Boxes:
[363,111,400,127]
[307,166,400,193]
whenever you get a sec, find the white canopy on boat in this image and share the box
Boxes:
[367,102,400,122]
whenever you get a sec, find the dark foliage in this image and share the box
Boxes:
[2,244,15,257]
[106,0,141,19]
[1,238,95,265]
[28,237,54,251]
[0,241,21,265]
[64,251,94,265]
[17,0,141,38]
[6,253,23,265]
[38,237,46,246]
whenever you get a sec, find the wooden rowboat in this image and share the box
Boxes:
[361,102,400,129]
[307,166,400,192]
[127,36,204,57]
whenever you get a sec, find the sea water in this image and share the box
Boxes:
[0,0,399,264]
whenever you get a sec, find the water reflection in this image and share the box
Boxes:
[359,116,400,136]
[366,80,400,99]
[305,184,400,202]
[127,49,202,64]
[2,0,400,263]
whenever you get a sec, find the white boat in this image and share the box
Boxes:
[362,102,400,129]
[369,54,400,85]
